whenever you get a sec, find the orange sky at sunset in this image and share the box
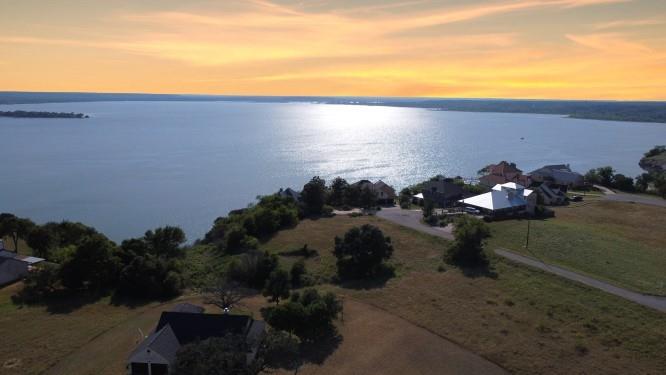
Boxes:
[1,0,665,99]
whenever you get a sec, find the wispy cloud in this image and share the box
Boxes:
[593,18,664,30]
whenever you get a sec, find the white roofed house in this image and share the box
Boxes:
[459,183,536,217]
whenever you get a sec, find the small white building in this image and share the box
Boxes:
[459,183,535,216]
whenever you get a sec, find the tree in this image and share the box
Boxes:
[422,199,435,218]
[0,213,35,253]
[117,255,183,298]
[445,216,491,267]
[263,269,291,304]
[228,250,279,289]
[13,263,61,303]
[60,234,119,291]
[203,278,248,312]
[261,288,342,341]
[256,330,300,371]
[644,145,666,158]
[333,224,393,279]
[597,166,615,186]
[290,259,306,286]
[26,226,57,259]
[399,188,412,209]
[359,186,377,208]
[328,177,349,207]
[144,226,186,258]
[302,176,327,215]
[173,335,253,375]
[612,173,635,192]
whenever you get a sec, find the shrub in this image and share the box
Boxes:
[60,234,119,291]
[261,288,342,341]
[13,263,60,303]
[445,215,490,267]
[228,250,279,289]
[263,269,291,304]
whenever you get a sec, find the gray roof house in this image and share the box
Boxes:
[421,178,465,207]
[537,183,568,205]
[529,164,584,188]
[278,187,301,201]
[128,304,266,375]
[0,249,45,286]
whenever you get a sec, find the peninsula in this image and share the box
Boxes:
[0,110,88,119]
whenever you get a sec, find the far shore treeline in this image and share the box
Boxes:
[1,91,665,123]
[0,110,88,119]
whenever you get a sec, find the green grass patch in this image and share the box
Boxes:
[487,201,666,295]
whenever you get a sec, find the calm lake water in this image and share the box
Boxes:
[1,101,665,242]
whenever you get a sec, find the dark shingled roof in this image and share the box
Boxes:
[156,312,252,345]
[170,303,205,314]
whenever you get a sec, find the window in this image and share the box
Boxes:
[130,363,149,375]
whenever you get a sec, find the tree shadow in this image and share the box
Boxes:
[299,329,343,365]
[335,264,395,290]
[460,264,498,279]
[11,289,108,314]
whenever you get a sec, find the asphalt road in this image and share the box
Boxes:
[376,207,454,240]
[594,184,666,207]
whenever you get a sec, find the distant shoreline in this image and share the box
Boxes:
[1,92,665,123]
[0,110,88,119]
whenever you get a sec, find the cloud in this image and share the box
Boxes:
[565,33,654,54]
[593,18,664,30]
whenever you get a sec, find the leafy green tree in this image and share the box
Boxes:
[256,330,300,371]
[612,173,635,192]
[228,250,279,289]
[359,186,378,208]
[0,213,35,253]
[597,166,615,186]
[328,177,349,207]
[60,234,119,291]
[422,199,435,218]
[333,224,393,279]
[144,226,186,258]
[644,145,666,158]
[290,259,306,286]
[445,216,491,267]
[263,269,291,304]
[399,188,412,209]
[302,176,327,215]
[118,255,183,298]
[26,226,57,259]
[262,288,342,341]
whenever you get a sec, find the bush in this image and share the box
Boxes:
[263,269,291,303]
[13,263,60,303]
[261,288,342,341]
[333,224,393,279]
[228,250,279,289]
[445,216,490,267]
[173,335,251,375]
[322,205,334,217]
[302,176,327,215]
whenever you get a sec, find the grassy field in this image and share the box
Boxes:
[2,211,665,374]
[486,200,666,295]
[261,214,666,374]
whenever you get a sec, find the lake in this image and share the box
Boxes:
[1,101,664,242]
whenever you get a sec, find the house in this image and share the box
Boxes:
[0,249,45,286]
[479,161,531,188]
[351,180,396,204]
[420,178,465,207]
[537,183,567,205]
[459,182,535,216]
[277,187,301,201]
[128,304,266,375]
[373,180,397,204]
[529,164,584,189]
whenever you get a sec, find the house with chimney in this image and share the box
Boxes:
[479,161,531,188]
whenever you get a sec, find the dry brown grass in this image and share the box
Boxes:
[261,214,666,374]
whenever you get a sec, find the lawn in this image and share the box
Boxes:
[2,212,665,374]
[261,214,666,374]
[486,200,666,295]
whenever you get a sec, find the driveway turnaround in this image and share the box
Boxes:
[377,207,454,240]
[594,184,666,207]
[495,248,666,313]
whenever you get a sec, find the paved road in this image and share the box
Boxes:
[377,207,454,240]
[495,248,666,313]
[594,184,666,207]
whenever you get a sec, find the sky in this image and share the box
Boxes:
[1,0,665,99]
